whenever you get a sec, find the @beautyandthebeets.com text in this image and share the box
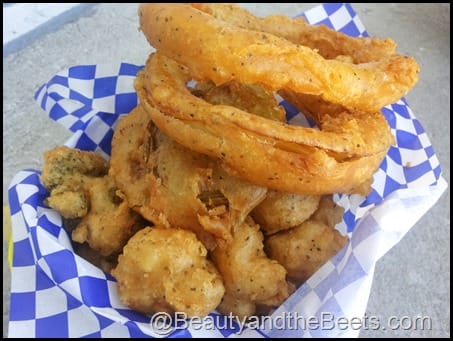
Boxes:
[148,311,432,336]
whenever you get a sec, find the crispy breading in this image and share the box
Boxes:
[41,146,108,191]
[211,217,293,318]
[111,227,225,317]
[310,195,345,228]
[41,146,145,257]
[252,190,320,235]
[136,53,389,195]
[109,106,266,249]
[71,175,145,256]
[265,220,347,286]
[139,4,418,112]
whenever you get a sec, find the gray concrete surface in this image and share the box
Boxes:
[3,3,450,338]
[3,4,96,57]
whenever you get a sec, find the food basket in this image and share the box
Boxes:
[7,3,447,338]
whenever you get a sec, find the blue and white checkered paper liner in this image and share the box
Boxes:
[8,3,448,338]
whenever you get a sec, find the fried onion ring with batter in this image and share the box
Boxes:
[190,3,396,64]
[138,3,419,113]
[135,53,388,195]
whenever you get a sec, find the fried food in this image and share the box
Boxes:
[264,200,347,286]
[135,52,389,195]
[138,3,419,112]
[40,3,419,322]
[41,145,108,195]
[135,3,421,194]
[211,217,293,319]
[111,227,225,317]
[310,195,345,228]
[192,80,286,122]
[251,191,320,235]
[71,175,145,257]
[109,105,215,248]
[265,220,347,286]
[41,145,107,220]
[46,190,88,219]
[41,146,144,257]
[190,3,396,64]
[109,106,267,249]
[277,90,395,161]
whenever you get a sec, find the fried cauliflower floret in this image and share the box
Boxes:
[46,190,88,219]
[42,146,109,219]
[310,195,345,227]
[111,227,225,317]
[41,146,144,257]
[71,175,145,257]
[211,217,293,319]
[251,190,320,235]
[41,146,108,191]
[265,219,347,286]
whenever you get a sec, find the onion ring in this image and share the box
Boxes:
[135,53,388,195]
[190,3,397,64]
[138,3,419,112]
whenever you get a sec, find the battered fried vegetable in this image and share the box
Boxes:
[191,3,396,64]
[139,3,419,112]
[71,175,145,257]
[211,217,293,318]
[46,190,88,219]
[264,200,347,286]
[135,3,420,195]
[109,106,267,249]
[251,191,320,235]
[41,146,144,257]
[42,147,108,218]
[38,3,420,322]
[136,53,389,195]
[192,80,286,122]
[111,227,225,317]
[41,146,108,192]
[310,195,345,228]
[278,89,395,166]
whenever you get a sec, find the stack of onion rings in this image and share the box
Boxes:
[135,3,419,195]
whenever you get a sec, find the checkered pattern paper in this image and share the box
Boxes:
[8,3,447,338]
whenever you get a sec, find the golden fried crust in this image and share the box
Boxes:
[277,89,395,162]
[136,53,389,195]
[109,105,216,248]
[211,217,293,318]
[310,195,345,228]
[111,227,225,317]
[109,106,266,249]
[46,190,88,219]
[138,3,418,112]
[41,145,108,191]
[193,80,286,122]
[71,175,145,257]
[41,146,144,257]
[252,191,320,235]
[265,220,347,286]
[108,106,156,220]
[136,3,410,196]
[190,4,396,64]
[138,52,393,158]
